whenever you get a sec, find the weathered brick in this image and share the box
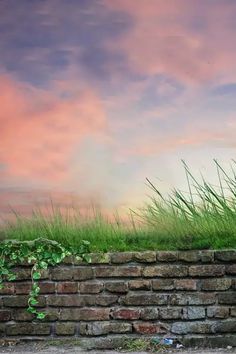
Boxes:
[231,307,236,317]
[105,281,128,293]
[172,321,213,334]
[183,307,205,320]
[51,267,73,280]
[140,307,159,320]
[80,281,103,294]
[133,251,156,263]
[95,295,118,306]
[159,307,182,319]
[0,310,11,321]
[13,268,31,281]
[170,293,215,305]
[189,265,225,277]
[111,308,140,320]
[171,322,189,334]
[89,253,111,264]
[0,283,14,294]
[3,295,46,307]
[133,322,168,334]
[144,265,188,277]
[110,252,133,264]
[156,251,178,262]
[152,279,174,290]
[213,320,236,333]
[226,264,236,275]
[61,255,75,264]
[215,250,236,262]
[15,282,55,294]
[218,292,236,304]
[175,279,197,291]
[12,309,34,321]
[60,308,110,321]
[57,282,78,294]
[72,253,110,265]
[190,321,213,334]
[122,293,168,306]
[129,280,151,290]
[13,308,59,322]
[201,278,231,291]
[200,250,214,263]
[187,293,216,305]
[0,324,5,336]
[14,282,32,294]
[55,323,76,336]
[73,267,94,280]
[207,306,229,319]
[6,323,51,336]
[95,266,141,278]
[80,322,132,336]
[39,282,55,294]
[178,251,200,262]
[47,294,95,307]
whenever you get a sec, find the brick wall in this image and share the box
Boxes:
[0,250,236,349]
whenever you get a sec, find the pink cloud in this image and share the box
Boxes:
[104,0,236,85]
[117,130,224,158]
[0,75,107,183]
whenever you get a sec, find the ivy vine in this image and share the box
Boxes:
[0,238,90,319]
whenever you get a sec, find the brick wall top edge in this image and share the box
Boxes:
[11,250,236,267]
[61,250,236,265]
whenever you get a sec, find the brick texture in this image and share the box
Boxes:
[0,249,235,348]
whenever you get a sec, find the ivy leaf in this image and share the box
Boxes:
[83,254,92,263]
[32,283,40,292]
[39,261,48,269]
[8,274,16,281]
[36,312,46,320]
[52,253,62,263]
[29,297,38,305]
[27,306,37,314]
[32,271,41,280]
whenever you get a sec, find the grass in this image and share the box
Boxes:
[1,160,236,251]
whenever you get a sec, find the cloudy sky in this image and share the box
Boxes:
[1,0,236,219]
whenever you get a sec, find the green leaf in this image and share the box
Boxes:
[83,254,92,263]
[27,306,37,314]
[32,271,41,280]
[39,261,48,269]
[8,274,16,281]
[36,312,46,319]
[82,240,90,246]
[29,297,39,305]
[52,253,62,263]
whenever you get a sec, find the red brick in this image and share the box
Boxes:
[133,322,168,334]
[111,308,140,320]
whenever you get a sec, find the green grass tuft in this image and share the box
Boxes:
[1,160,236,251]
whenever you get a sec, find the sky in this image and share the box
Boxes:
[1,0,236,220]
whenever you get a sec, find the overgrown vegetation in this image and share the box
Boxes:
[0,238,90,318]
[1,160,236,251]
